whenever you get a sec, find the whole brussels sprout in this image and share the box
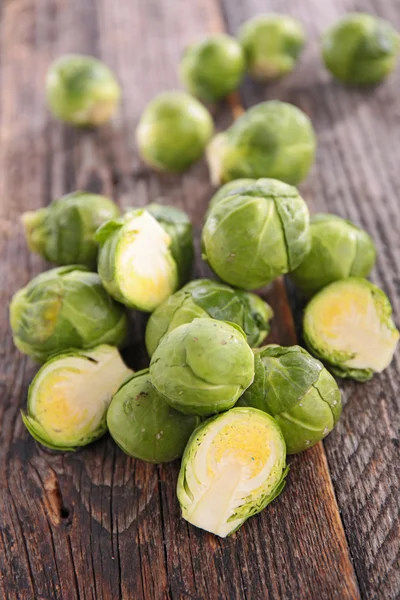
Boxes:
[46,54,121,126]
[322,13,400,85]
[290,214,376,296]
[22,192,121,269]
[206,100,316,186]
[202,178,310,290]
[179,34,245,102]
[177,407,288,537]
[145,278,273,356]
[239,14,305,81]
[21,345,131,451]
[10,266,128,362]
[145,203,194,287]
[96,207,193,311]
[150,318,255,416]
[304,278,399,381]
[238,345,342,454]
[107,369,200,463]
[136,91,214,173]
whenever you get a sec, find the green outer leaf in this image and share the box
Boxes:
[107,369,200,463]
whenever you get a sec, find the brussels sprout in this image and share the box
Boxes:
[10,266,128,362]
[96,209,181,311]
[238,345,342,454]
[303,278,399,381]
[202,178,310,290]
[150,318,254,416]
[145,203,194,287]
[177,407,288,537]
[46,54,121,126]
[322,13,400,85]
[206,100,316,186]
[239,14,305,81]
[136,91,214,173]
[22,192,121,269]
[145,278,273,356]
[21,345,131,451]
[107,369,200,463]
[290,214,376,296]
[179,34,245,102]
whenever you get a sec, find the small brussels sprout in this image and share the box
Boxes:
[136,91,214,173]
[107,369,200,463]
[10,266,128,363]
[46,54,121,126]
[202,178,310,290]
[322,13,400,85]
[145,203,194,287]
[290,214,376,296]
[239,14,305,81]
[239,345,342,454]
[303,278,399,381]
[145,278,273,356]
[179,34,245,102]
[177,407,288,537]
[206,100,316,186]
[150,318,254,416]
[21,345,131,451]
[96,209,182,311]
[22,192,121,269]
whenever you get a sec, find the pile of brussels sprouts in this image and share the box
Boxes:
[10,11,400,538]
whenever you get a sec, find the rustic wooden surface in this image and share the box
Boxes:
[0,0,399,598]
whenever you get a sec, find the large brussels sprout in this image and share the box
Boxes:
[239,14,305,81]
[202,178,310,290]
[21,345,131,451]
[206,100,316,186]
[177,407,288,537]
[96,208,183,311]
[10,266,128,363]
[180,34,245,102]
[22,192,121,269]
[46,54,121,126]
[150,318,254,416]
[145,279,273,356]
[304,278,399,381]
[136,91,214,173]
[290,214,376,296]
[239,345,342,454]
[322,13,400,85]
[145,203,194,287]
[107,369,200,463]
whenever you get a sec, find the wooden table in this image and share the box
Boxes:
[1,0,399,598]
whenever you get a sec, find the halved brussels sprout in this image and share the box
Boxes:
[22,192,121,269]
[46,54,121,126]
[304,278,399,381]
[107,369,200,463]
[150,318,254,416]
[206,100,316,186]
[322,13,400,85]
[22,345,131,451]
[177,407,288,537]
[202,178,310,290]
[238,345,342,453]
[10,266,128,363]
[239,14,305,81]
[96,209,180,311]
[290,214,376,296]
[180,34,245,102]
[145,278,273,356]
[136,91,214,172]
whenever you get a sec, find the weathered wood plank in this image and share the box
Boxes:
[221,1,400,598]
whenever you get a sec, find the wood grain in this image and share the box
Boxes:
[0,0,398,598]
